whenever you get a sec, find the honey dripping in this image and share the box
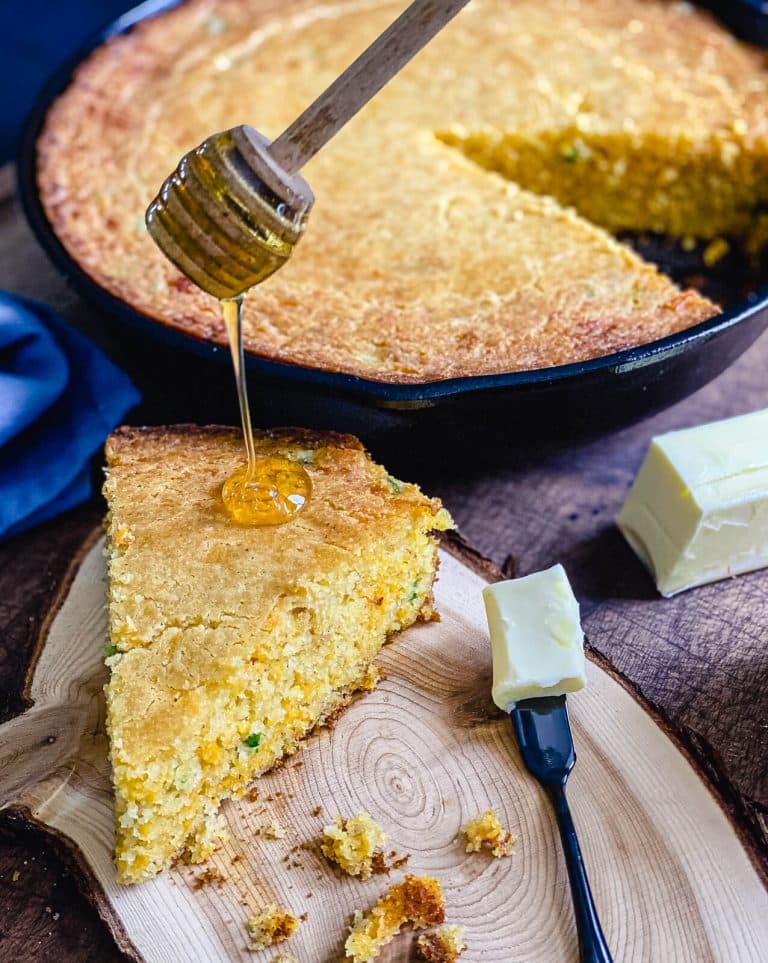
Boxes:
[220,297,311,526]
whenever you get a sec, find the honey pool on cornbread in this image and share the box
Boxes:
[37,0,768,383]
[219,297,312,526]
[103,426,453,882]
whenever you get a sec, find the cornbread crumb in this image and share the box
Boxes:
[264,821,286,840]
[39,0,747,385]
[273,955,298,963]
[186,813,227,863]
[416,925,467,962]
[345,875,445,962]
[192,867,225,890]
[322,812,388,879]
[370,852,390,876]
[463,810,516,858]
[245,905,300,949]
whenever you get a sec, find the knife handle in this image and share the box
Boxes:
[547,783,614,963]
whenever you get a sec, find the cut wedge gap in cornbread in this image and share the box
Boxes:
[437,127,768,251]
[103,426,453,883]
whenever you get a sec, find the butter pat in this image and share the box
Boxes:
[483,565,586,711]
[617,408,768,597]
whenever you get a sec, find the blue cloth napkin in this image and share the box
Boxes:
[0,292,140,540]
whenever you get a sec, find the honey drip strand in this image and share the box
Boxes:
[221,298,311,526]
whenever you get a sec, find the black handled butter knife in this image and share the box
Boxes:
[512,695,613,963]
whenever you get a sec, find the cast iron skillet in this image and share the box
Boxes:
[16,0,768,437]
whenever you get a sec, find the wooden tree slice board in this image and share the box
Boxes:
[1,533,767,962]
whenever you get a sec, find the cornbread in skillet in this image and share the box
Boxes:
[103,426,453,883]
[36,0,768,383]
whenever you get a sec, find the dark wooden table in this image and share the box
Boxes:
[1,165,767,960]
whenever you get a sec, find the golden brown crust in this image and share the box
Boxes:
[398,876,446,928]
[416,933,451,963]
[106,424,364,457]
[33,0,750,384]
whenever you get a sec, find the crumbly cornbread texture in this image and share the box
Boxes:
[103,426,453,883]
[463,810,516,858]
[322,812,388,879]
[245,905,300,949]
[345,875,445,963]
[417,925,467,963]
[262,821,286,840]
[36,0,763,383]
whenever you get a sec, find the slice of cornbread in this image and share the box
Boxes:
[103,426,453,883]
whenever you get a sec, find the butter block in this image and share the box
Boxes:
[617,408,768,597]
[483,564,586,711]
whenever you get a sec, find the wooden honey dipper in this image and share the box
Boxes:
[146,0,472,298]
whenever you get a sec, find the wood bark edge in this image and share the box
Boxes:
[0,805,141,963]
[18,524,104,711]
